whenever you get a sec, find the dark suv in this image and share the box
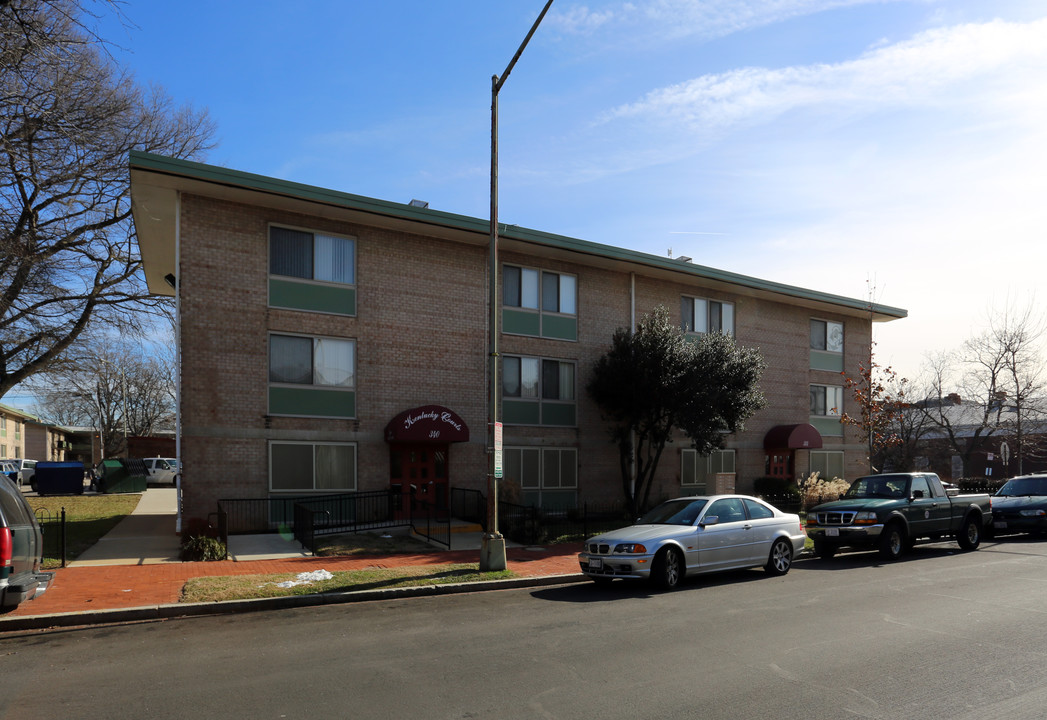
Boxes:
[0,476,53,612]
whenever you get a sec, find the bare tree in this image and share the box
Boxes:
[985,304,1047,475]
[29,333,175,457]
[915,304,1047,478]
[0,0,214,398]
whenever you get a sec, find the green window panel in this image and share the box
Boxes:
[269,386,356,418]
[269,278,356,316]
[502,400,541,425]
[503,308,541,336]
[541,403,576,427]
[809,415,843,437]
[541,315,577,341]
[810,350,844,372]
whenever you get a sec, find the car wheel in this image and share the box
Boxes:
[958,515,981,551]
[878,522,907,560]
[813,539,837,560]
[651,546,683,590]
[765,539,793,576]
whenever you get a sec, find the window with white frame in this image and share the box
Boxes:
[810,450,845,481]
[270,226,355,285]
[269,334,355,388]
[503,447,578,490]
[681,297,734,335]
[810,384,844,416]
[270,442,357,492]
[503,357,575,401]
[810,319,843,353]
[681,449,736,487]
[503,265,576,315]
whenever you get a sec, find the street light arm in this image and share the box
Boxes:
[494,0,554,94]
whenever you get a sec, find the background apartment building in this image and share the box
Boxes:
[130,152,906,529]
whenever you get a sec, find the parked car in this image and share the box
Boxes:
[990,473,1047,536]
[0,459,37,489]
[805,472,991,560]
[0,471,53,612]
[0,461,17,485]
[577,495,807,589]
[141,457,179,485]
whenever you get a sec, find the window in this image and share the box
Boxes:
[810,450,844,480]
[810,385,843,416]
[707,497,746,523]
[270,226,355,285]
[504,266,576,315]
[682,297,734,335]
[504,447,578,490]
[502,265,578,341]
[503,357,574,402]
[270,442,357,492]
[0,417,5,437]
[270,335,355,388]
[810,319,843,352]
[681,449,735,487]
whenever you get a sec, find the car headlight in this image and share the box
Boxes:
[1020,509,1046,517]
[613,543,648,554]
[853,511,878,525]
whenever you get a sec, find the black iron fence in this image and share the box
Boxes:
[498,500,628,546]
[34,507,67,568]
[450,487,486,530]
[216,489,455,554]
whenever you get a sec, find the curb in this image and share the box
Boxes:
[0,573,588,634]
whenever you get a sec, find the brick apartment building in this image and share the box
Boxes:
[129,151,906,530]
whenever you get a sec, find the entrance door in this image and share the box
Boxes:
[390,443,448,513]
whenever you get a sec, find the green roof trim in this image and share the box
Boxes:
[129,151,907,320]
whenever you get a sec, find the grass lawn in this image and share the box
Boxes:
[180,564,515,603]
[27,494,142,569]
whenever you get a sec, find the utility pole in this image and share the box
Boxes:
[481,0,555,571]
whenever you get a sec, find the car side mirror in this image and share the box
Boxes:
[911,490,925,499]
[699,515,719,527]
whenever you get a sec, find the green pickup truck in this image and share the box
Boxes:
[805,472,992,560]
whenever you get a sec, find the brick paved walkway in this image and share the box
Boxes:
[5,544,584,619]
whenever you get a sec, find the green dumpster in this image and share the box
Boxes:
[97,458,148,494]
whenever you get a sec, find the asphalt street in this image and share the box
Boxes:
[3,536,1047,720]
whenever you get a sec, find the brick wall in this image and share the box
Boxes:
[176,193,876,527]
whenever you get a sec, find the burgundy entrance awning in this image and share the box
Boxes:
[384,405,470,444]
[763,423,823,450]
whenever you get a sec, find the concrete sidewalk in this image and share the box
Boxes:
[1,490,585,632]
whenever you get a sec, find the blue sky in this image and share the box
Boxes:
[94,0,1047,385]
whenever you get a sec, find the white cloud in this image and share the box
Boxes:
[548,0,905,42]
[603,18,1047,133]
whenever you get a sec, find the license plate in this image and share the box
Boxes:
[994,521,1007,529]
[588,557,602,570]
[826,528,840,537]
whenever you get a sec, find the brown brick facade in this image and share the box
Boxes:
[131,153,903,529]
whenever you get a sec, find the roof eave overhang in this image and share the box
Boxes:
[128,151,907,322]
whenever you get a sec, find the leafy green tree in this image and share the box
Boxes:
[587,305,766,516]
[0,0,214,398]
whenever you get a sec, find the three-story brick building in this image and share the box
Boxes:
[129,151,906,530]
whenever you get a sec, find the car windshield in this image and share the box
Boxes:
[997,477,1047,497]
[845,476,909,499]
[638,499,708,526]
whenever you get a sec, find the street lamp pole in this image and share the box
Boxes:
[481,0,554,571]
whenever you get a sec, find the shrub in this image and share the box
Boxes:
[753,476,802,500]
[181,535,227,562]
[799,472,851,510]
